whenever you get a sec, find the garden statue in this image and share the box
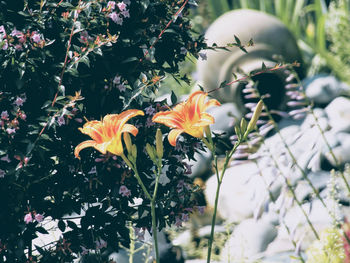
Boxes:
[197,9,304,114]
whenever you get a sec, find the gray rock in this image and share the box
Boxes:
[262,251,303,263]
[323,132,350,166]
[172,225,226,247]
[303,74,350,105]
[221,218,277,261]
[294,171,330,201]
[325,96,350,132]
[185,149,212,179]
[205,162,273,222]
[109,230,184,263]
[266,199,339,255]
[207,103,240,135]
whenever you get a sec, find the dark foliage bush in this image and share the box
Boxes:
[0,0,205,261]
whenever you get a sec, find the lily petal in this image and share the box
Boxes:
[152,112,184,129]
[205,98,221,109]
[168,129,184,146]
[106,135,124,156]
[103,114,120,137]
[188,91,207,120]
[117,109,144,129]
[193,113,215,127]
[79,121,105,143]
[121,124,139,137]
[74,140,100,159]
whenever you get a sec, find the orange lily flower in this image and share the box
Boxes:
[74,109,144,159]
[152,91,221,146]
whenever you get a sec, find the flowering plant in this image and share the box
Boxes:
[0,0,207,261]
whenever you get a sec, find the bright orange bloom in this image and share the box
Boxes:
[152,91,221,146]
[74,110,144,159]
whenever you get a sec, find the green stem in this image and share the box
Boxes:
[310,108,350,195]
[207,141,241,263]
[151,199,159,263]
[121,153,152,200]
[129,222,135,263]
[151,165,161,263]
[262,100,328,209]
[207,179,221,263]
[293,72,350,195]
[263,142,320,239]
[121,153,159,261]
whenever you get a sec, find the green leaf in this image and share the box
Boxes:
[58,220,66,232]
[35,245,45,254]
[79,56,90,68]
[170,90,177,105]
[122,57,139,64]
[234,35,241,46]
[59,2,74,8]
[67,220,78,230]
[36,227,49,234]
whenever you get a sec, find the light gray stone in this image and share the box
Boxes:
[186,149,212,179]
[207,103,240,135]
[325,96,350,132]
[294,171,330,201]
[303,74,350,105]
[221,218,277,262]
[205,162,272,222]
[323,132,350,166]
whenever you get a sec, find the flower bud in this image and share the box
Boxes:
[131,144,137,159]
[245,100,263,138]
[204,125,211,140]
[240,118,247,134]
[156,129,163,159]
[123,133,132,153]
[146,143,156,162]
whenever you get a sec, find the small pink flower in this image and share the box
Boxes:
[6,128,16,135]
[0,25,6,38]
[31,32,41,43]
[57,116,65,126]
[2,40,8,50]
[144,105,155,115]
[24,213,33,224]
[20,112,27,121]
[1,155,11,163]
[15,97,24,107]
[107,1,116,10]
[113,75,121,84]
[1,111,9,120]
[175,216,183,227]
[119,185,131,197]
[109,12,119,23]
[121,10,130,18]
[0,169,5,178]
[134,227,145,240]
[117,83,126,92]
[117,2,126,11]
[15,44,23,50]
[145,117,154,128]
[95,238,107,249]
[35,213,44,222]
[196,206,205,215]
[81,246,89,255]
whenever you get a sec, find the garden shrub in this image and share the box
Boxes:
[0,0,206,261]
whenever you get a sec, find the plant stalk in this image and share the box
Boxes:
[207,141,241,262]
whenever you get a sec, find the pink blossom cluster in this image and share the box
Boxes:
[119,185,131,197]
[105,1,130,26]
[1,94,27,136]
[0,25,46,51]
[24,212,45,224]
